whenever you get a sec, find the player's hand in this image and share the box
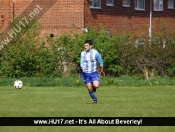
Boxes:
[101,72,105,77]
[83,67,86,72]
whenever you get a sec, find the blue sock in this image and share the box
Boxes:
[89,91,97,101]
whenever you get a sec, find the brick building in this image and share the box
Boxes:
[85,0,175,37]
[0,0,84,37]
[0,0,175,38]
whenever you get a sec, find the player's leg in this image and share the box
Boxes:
[82,72,97,103]
[86,82,93,92]
[91,71,100,92]
[86,83,97,103]
[93,81,100,89]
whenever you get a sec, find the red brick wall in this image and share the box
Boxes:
[0,0,30,28]
[84,0,175,37]
[0,0,84,37]
[1,0,175,38]
[40,0,84,37]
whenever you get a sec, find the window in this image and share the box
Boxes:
[153,0,163,11]
[134,38,145,48]
[123,0,130,7]
[153,37,166,48]
[106,0,114,6]
[168,0,174,9]
[135,0,145,10]
[90,0,101,9]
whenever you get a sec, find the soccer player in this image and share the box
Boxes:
[80,40,105,103]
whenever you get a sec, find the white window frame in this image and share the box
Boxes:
[153,37,166,48]
[106,0,114,6]
[134,38,145,48]
[123,0,130,7]
[153,0,163,11]
[90,0,102,9]
[135,0,145,11]
[168,0,174,9]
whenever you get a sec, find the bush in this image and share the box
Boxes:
[1,22,175,79]
[47,24,175,79]
[0,23,54,77]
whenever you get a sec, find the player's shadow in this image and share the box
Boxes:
[86,102,102,104]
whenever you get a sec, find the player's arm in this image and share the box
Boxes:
[80,52,86,72]
[95,51,105,77]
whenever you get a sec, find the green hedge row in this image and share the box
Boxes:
[1,23,175,79]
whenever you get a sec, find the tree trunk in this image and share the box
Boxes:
[149,68,154,78]
[143,66,149,80]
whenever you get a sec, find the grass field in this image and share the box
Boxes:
[0,85,175,132]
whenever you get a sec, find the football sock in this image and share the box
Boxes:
[89,91,97,101]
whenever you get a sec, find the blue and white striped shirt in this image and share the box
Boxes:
[80,49,103,73]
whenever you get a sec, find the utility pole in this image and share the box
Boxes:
[149,0,152,39]
[13,0,16,19]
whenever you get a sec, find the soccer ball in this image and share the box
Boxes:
[14,80,23,89]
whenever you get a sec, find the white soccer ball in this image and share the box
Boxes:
[14,80,23,89]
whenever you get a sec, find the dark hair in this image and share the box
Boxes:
[84,40,93,45]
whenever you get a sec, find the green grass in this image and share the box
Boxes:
[0,86,175,132]
[1,75,175,87]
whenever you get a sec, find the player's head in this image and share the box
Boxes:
[84,40,93,51]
